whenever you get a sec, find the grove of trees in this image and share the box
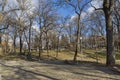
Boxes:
[0,0,120,67]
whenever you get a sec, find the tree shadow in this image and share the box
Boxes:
[73,72,120,80]
[20,54,120,76]
[38,60,120,75]
[0,59,120,80]
[0,62,59,80]
[83,51,99,60]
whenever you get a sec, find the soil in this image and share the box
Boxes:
[0,60,120,80]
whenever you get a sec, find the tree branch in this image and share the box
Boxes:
[0,26,9,30]
[1,8,20,15]
[90,2,103,11]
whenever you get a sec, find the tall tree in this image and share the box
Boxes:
[0,0,7,45]
[103,0,115,66]
[113,0,120,50]
[64,0,92,62]
[35,0,58,59]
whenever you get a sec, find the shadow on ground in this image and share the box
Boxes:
[0,62,59,80]
[0,59,120,80]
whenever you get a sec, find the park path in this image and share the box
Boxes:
[0,60,120,80]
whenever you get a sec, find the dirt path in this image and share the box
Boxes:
[0,60,120,80]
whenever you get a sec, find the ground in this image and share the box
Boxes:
[0,49,120,80]
[0,60,120,80]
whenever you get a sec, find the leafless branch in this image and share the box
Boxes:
[2,8,20,15]
[0,23,9,30]
[90,2,103,11]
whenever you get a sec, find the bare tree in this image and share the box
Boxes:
[91,0,115,67]
[0,0,8,45]
[103,0,115,66]
[13,0,33,55]
[113,0,120,51]
[89,11,105,36]
[35,0,58,59]
[64,0,92,62]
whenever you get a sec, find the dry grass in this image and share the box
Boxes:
[0,49,120,65]
[0,49,120,80]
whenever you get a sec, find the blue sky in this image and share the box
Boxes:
[7,0,103,31]
[55,0,98,20]
[30,0,103,19]
[57,8,74,17]
[9,0,102,18]
[56,0,94,17]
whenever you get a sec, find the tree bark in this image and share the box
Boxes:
[118,25,120,50]
[73,14,80,62]
[103,0,115,66]
[27,19,32,60]
[13,34,16,53]
[38,33,42,60]
[19,34,23,55]
[0,36,1,46]
[46,32,49,58]
[56,35,59,57]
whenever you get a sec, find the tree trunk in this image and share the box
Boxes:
[0,3,5,46]
[13,35,16,53]
[27,25,32,60]
[56,35,59,57]
[38,34,42,60]
[73,14,80,62]
[118,25,120,50]
[38,43,42,60]
[0,35,1,46]
[27,20,32,60]
[103,0,115,67]
[46,32,49,58]
[19,34,23,55]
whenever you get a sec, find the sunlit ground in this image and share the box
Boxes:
[0,49,120,80]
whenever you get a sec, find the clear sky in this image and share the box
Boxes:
[57,8,74,17]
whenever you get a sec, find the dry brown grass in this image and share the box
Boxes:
[0,49,120,65]
[0,49,120,80]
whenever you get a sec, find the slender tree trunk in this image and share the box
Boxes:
[19,34,23,55]
[80,37,82,54]
[56,35,59,57]
[28,27,31,56]
[118,32,120,50]
[38,43,42,60]
[27,19,33,60]
[0,35,1,46]
[46,32,49,58]
[38,34,42,60]
[118,25,120,50]
[103,0,115,66]
[38,19,42,60]
[73,14,80,62]
[13,35,16,53]
[0,3,5,46]
[27,24,32,60]
[95,36,98,63]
